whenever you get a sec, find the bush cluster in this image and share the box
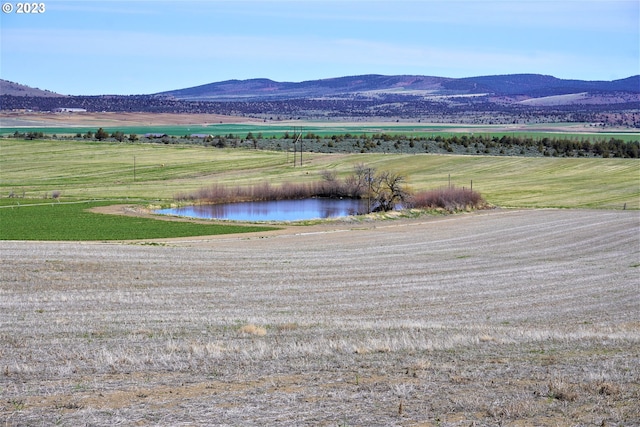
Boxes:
[174,181,354,204]
[176,166,484,214]
[407,186,486,211]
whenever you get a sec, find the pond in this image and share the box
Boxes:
[155,198,370,222]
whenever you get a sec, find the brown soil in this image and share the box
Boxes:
[4,111,632,134]
[0,111,260,127]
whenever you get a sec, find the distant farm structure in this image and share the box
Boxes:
[54,107,87,113]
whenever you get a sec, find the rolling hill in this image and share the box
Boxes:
[1,74,638,124]
[0,79,65,98]
[156,74,640,101]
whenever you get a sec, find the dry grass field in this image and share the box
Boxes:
[2,208,639,426]
[3,111,637,134]
[0,112,260,127]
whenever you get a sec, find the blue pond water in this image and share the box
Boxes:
[156,198,369,222]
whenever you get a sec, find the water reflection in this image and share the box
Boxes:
[156,198,369,221]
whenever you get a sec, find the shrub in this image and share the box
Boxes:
[176,172,358,204]
[176,181,335,204]
[546,380,578,402]
[407,186,485,211]
[175,167,485,215]
[239,324,267,336]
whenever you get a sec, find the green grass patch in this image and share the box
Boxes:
[0,201,275,241]
[1,139,638,210]
[3,123,639,141]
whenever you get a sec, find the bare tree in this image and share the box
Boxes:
[351,163,374,199]
[348,164,408,212]
[374,171,409,211]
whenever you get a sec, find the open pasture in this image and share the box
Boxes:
[1,139,638,209]
[1,209,639,425]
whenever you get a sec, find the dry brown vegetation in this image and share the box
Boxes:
[408,186,486,211]
[174,165,404,211]
[2,209,639,426]
[3,111,634,134]
[175,166,486,213]
[174,180,358,204]
[0,111,258,127]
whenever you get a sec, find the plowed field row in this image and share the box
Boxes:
[1,209,639,426]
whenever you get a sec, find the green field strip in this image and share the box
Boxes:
[0,201,276,240]
[3,123,639,141]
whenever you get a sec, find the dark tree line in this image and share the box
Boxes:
[427,134,639,158]
[9,128,638,158]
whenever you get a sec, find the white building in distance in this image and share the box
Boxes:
[54,107,87,113]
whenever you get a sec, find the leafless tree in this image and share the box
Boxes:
[369,170,409,212]
[348,164,408,212]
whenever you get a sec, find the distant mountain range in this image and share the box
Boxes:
[2,74,638,125]
[156,74,640,101]
[2,73,638,102]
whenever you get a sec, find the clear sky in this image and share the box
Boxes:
[1,0,638,95]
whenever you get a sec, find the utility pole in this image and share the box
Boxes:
[292,127,303,167]
[367,167,372,213]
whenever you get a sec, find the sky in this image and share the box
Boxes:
[1,0,638,95]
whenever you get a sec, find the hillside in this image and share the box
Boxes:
[443,74,640,96]
[157,75,454,100]
[157,74,640,101]
[3,74,637,102]
[0,79,65,98]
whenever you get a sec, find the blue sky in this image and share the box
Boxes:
[1,0,638,95]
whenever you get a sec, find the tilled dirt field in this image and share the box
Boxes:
[0,112,259,127]
[2,111,621,134]
[1,209,639,426]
